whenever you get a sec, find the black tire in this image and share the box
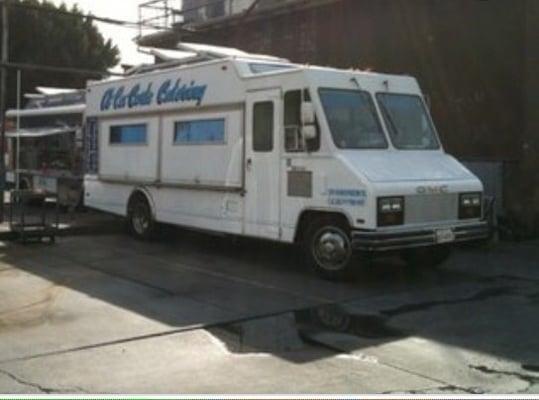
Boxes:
[127,193,156,240]
[402,245,452,268]
[302,216,356,281]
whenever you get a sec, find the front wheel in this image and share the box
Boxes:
[127,194,156,240]
[302,217,356,281]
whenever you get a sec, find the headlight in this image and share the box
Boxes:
[378,197,404,227]
[459,192,482,219]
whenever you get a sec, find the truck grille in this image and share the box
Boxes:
[404,194,459,225]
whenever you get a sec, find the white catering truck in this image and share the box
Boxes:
[84,45,489,279]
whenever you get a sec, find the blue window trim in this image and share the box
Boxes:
[109,123,148,145]
[173,118,226,146]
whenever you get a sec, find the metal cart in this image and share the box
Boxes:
[8,190,60,244]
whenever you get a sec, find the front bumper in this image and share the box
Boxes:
[351,222,490,252]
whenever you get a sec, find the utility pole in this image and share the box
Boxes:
[0,0,8,222]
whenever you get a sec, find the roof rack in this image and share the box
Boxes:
[10,87,85,111]
[127,42,289,75]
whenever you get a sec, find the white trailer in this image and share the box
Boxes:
[84,45,489,279]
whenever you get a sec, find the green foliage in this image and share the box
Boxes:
[2,0,120,107]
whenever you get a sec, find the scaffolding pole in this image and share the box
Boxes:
[0,1,9,222]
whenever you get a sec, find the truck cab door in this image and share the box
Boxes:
[244,89,282,239]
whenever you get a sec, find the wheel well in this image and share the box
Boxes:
[127,189,154,217]
[294,210,351,243]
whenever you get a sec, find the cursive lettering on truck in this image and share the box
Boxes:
[100,79,207,111]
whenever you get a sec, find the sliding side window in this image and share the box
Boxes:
[109,124,147,145]
[174,119,226,145]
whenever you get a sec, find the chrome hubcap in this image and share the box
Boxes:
[313,227,351,271]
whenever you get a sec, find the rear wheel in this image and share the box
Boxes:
[402,245,452,268]
[302,217,356,281]
[127,193,156,240]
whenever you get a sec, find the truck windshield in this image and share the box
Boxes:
[377,93,440,150]
[319,89,387,149]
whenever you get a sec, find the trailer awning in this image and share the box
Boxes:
[5,127,77,138]
[5,104,86,118]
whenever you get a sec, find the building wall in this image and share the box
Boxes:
[504,0,539,234]
[182,0,538,234]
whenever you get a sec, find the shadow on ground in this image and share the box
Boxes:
[0,225,538,369]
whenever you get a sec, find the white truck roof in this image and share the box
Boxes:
[86,53,420,119]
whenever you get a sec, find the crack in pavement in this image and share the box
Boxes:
[0,327,193,365]
[380,287,515,317]
[301,332,483,394]
[0,367,88,394]
[382,385,483,394]
[382,367,539,395]
[470,365,539,393]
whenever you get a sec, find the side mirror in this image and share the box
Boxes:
[301,125,317,141]
[301,102,316,125]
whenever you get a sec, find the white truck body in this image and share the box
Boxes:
[84,55,488,261]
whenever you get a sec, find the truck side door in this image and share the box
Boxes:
[244,89,282,239]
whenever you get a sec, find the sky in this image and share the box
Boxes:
[50,0,164,69]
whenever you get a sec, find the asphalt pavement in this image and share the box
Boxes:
[0,227,538,394]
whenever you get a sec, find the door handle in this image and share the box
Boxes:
[246,158,252,170]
